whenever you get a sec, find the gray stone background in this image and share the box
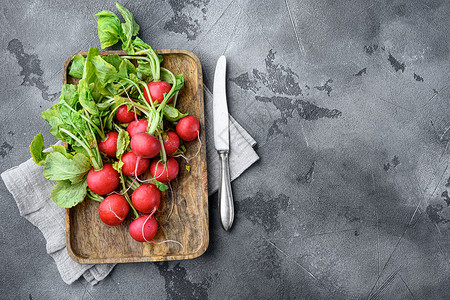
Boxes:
[1,0,450,299]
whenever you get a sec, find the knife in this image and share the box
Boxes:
[213,55,234,231]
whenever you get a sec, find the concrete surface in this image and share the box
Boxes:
[1,0,450,299]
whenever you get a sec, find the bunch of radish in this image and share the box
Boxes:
[29,3,201,245]
[91,94,200,243]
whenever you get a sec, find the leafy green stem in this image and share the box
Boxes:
[122,55,158,81]
[61,101,106,140]
[126,176,141,190]
[158,131,167,163]
[87,190,104,202]
[120,173,139,219]
[172,91,179,108]
[122,78,155,118]
[60,128,102,170]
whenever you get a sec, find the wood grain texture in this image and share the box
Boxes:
[63,50,208,264]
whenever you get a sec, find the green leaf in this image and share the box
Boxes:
[30,133,48,166]
[112,159,124,173]
[94,10,122,48]
[136,59,152,80]
[51,145,73,159]
[131,36,150,50]
[104,55,136,74]
[174,74,185,92]
[68,55,86,79]
[116,128,130,159]
[80,48,110,102]
[116,2,139,51]
[96,101,115,111]
[72,145,90,158]
[155,180,169,192]
[163,105,188,122]
[60,84,79,107]
[117,60,129,78]
[91,55,120,86]
[102,54,122,70]
[41,105,76,145]
[51,179,87,208]
[186,165,191,172]
[43,152,91,184]
[160,70,174,84]
[124,58,136,74]
[78,78,99,115]
[84,47,99,81]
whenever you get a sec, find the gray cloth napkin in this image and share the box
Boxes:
[1,85,259,285]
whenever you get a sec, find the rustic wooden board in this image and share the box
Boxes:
[63,49,208,264]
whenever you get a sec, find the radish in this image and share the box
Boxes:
[176,116,200,141]
[121,152,150,177]
[163,131,180,155]
[98,194,129,226]
[115,104,135,123]
[86,163,120,195]
[129,214,158,242]
[127,119,149,138]
[131,184,161,213]
[98,131,119,157]
[143,81,172,104]
[130,132,161,158]
[149,157,179,183]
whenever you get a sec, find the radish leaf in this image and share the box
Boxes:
[116,128,130,159]
[51,145,73,159]
[116,2,139,51]
[163,105,188,122]
[51,179,87,208]
[60,84,79,107]
[112,160,124,173]
[94,10,122,49]
[91,55,120,86]
[30,133,48,166]
[155,180,169,192]
[43,152,91,184]
[68,55,86,79]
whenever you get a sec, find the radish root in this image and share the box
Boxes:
[122,177,136,195]
[173,132,201,163]
[165,181,175,221]
[107,199,124,221]
[141,208,157,243]
[150,239,184,249]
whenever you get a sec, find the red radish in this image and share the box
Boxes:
[129,214,158,242]
[115,104,135,123]
[127,119,149,138]
[149,157,179,183]
[98,194,129,226]
[131,184,161,213]
[98,131,119,157]
[163,131,180,155]
[86,163,120,195]
[130,132,161,158]
[143,81,172,104]
[121,152,150,177]
[176,116,200,141]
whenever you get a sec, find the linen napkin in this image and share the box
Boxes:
[1,85,259,285]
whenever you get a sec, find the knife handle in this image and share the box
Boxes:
[218,150,234,231]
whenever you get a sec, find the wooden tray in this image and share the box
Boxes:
[63,49,208,264]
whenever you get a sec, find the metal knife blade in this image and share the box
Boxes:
[213,55,229,151]
[213,55,234,231]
